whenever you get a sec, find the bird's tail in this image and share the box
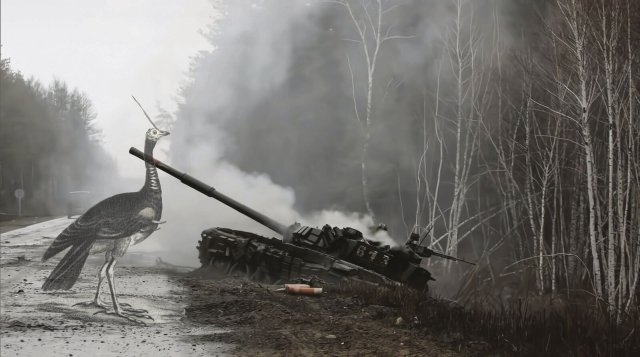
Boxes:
[42,223,81,262]
[42,240,94,291]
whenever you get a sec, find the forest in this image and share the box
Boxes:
[0,58,114,216]
[170,0,639,350]
[0,0,638,353]
[172,0,640,308]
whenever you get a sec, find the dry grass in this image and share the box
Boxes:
[335,281,640,356]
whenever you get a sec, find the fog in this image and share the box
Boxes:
[145,0,514,265]
[131,123,395,266]
[0,0,213,176]
[5,2,640,349]
[3,0,515,267]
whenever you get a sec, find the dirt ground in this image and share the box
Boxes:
[0,216,60,234]
[0,217,230,356]
[182,273,472,357]
[0,218,474,356]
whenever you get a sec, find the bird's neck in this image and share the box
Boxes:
[142,140,161,192]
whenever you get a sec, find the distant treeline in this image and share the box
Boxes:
[0,58,114,216]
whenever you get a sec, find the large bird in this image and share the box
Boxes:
[42,99,169,323]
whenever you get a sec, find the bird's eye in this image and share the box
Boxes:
[152,129,157,135]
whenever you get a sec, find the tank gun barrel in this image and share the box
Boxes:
[129,147,289,235]
[406,241,476,265]
[131,147,440,290]
[428,250,476,265]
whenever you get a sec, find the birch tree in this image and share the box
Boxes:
[336,0,412,218]
[556,0,603,298]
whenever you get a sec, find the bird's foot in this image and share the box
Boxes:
[73,300,108,310]
[119,302,149,314]
[93,310,153,325]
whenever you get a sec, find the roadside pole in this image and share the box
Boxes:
[15,189,24,217]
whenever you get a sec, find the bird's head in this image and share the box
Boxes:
[133,96,171,144]
[145,127,170,142]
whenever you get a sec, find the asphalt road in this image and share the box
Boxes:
[0,217,230,356]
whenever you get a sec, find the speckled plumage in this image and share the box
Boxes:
[42,128,166,291]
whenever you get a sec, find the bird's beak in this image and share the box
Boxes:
[160,130,170,137]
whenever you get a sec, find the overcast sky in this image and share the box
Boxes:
[1,0,214,175]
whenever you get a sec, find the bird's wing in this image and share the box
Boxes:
[42,192,154,261]
[95,215,154,239]
[42,239,94,290]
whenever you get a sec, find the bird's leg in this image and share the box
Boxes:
[106,257,153,316]
[93,257,153,324]
[73,258,109,310]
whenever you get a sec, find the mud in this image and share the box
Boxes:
[1,218,472,356]
[181,272,469,356]
[0,218,230,356]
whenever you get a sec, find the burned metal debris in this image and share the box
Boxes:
[130,147,474,291]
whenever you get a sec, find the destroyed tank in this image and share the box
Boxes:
[130,147,473,291]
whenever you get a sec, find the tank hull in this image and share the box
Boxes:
[197,227,433,291]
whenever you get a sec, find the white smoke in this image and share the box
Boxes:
[129,121,396,266]
[122,1,405,265]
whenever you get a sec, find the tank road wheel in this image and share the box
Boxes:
[212,257,229,270]
[245,265,279,285]
[244,264,257,280]
[226,259,252,277]
[248,266,268,283]
[197,227,435,290]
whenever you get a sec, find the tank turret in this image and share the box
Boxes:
[130,147,473,290]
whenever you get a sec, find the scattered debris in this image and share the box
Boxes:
[0,255,32,268]
[134,155,458,291]
[292,276,326,287]
[183,277,468,356]
[284,284,323,296]
[5,320,57,331]
[155,257,196,271]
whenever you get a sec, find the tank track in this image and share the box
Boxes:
[196,227,399,287]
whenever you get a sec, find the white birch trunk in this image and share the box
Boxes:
[561,0,604,297]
